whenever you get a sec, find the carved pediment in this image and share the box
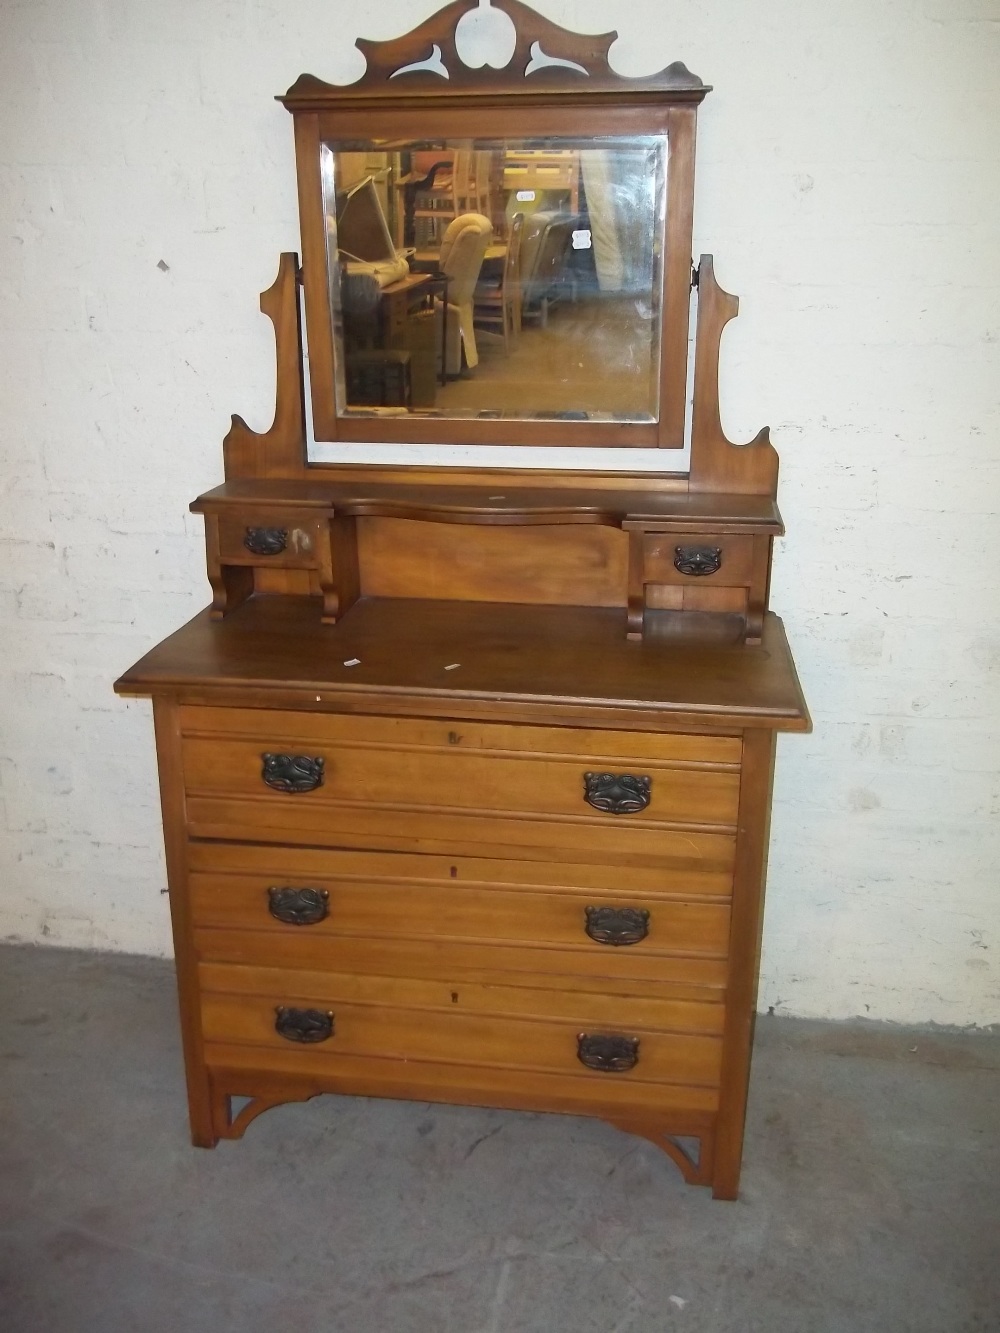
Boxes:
[282,0,707,105]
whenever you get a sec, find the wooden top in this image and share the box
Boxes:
[190,480,784,534]
[115,597,809,734]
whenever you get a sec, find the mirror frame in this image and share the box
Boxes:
[279,0,709,449]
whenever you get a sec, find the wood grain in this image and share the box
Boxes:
[115,598,810,735]
[200,990,723,1088]
[205,1044,720,1118]
[189,872,731,956]
[193,927,729,996]
[199,962,724,1035]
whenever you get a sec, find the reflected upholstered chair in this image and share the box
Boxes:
[438,212,493,375]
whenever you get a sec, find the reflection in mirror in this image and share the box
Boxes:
[321,137,667,423]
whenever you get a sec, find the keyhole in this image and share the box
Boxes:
[448,731,461,745]
[449,866,457,879]
[451,992,459,1004]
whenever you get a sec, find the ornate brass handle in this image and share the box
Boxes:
[583,773,651,815]
[577,1033,640,1073]
[261,753,324,793]
[674,545,722,577]
[585,906,650,946]
[274,1006,334,1043]
[267,887,330,926]
[244,526,288,556]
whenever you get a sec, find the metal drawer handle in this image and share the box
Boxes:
[274,1006,334,1043]
[267,887,330,926]
[585,906,650,946]
[244,526,288,556]
[674,544,722,577]
[261,753,324,793]
[583,773,651,815]
[577,1033,640,1073]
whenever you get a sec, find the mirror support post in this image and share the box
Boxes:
[223,252,309,481]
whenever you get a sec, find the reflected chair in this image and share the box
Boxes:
[519,211,577,327]
[473,212,525,354]
[412,150,473,245]
[437,212,493,375]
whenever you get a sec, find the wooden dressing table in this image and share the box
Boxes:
[116,0,808,1199]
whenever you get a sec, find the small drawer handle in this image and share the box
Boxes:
[244,526,288,556]
[583,773,651,815]
[261,753,324,793]
[674,545,722,577]
[267,887,330,926]
[585,906,650,946]
[274,1006,334,1043]
[577,1033,640,1073]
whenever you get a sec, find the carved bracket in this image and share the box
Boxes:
[689,255,778,496]
[222,253,307,481]
[282,0,707,103]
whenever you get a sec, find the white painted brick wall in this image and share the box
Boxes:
[1,0,997,1023]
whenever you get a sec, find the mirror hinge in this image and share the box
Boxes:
[296,266,304,286]
[691,263,700,290]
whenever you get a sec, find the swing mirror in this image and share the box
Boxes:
[282,0,708,449]
[322,134,666,426]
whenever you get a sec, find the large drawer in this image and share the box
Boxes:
[189,842,732,995]
[189,857,731,956]
[179,707,742,859]
[198,963,724,1090]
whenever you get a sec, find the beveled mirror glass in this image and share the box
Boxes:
[321,135,667,424]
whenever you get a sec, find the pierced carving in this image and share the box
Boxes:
[244,526,288,556]
[261,753,325,793]
[577,1033,639,1073]
[281,1,707,103]
[585,906,650,946]
[674,545,723,577]
[267,886,330,926]
[212,1085,323,1140]
[583,773,651,815]
[607,1117,715,1187]
[274,1006,334,1043]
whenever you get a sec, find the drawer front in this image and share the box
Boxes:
[205,1042,720,1117]
[189,845,732,995]
[199,968,724,1089]
[189,871,730,957]
[193,928,729,995]
[180,710,741,849]
[216,515,323,568]
[188,843,735,904]
[643,533,754,586]
[179,708,742,766]
[199,963,725,1036]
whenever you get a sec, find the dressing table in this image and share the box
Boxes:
[115,0,808,1199]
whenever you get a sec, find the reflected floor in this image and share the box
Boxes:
[438,295,657,418]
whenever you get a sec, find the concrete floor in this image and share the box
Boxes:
[0,945,997,1333]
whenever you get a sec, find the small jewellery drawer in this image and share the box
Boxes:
[215,514,325,568]
[642,533,754,586]
[188,861,731,957]
[179,708,742,856]
[198,964,724,1088]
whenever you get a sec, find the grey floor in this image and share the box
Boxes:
[0,945,997,1333]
